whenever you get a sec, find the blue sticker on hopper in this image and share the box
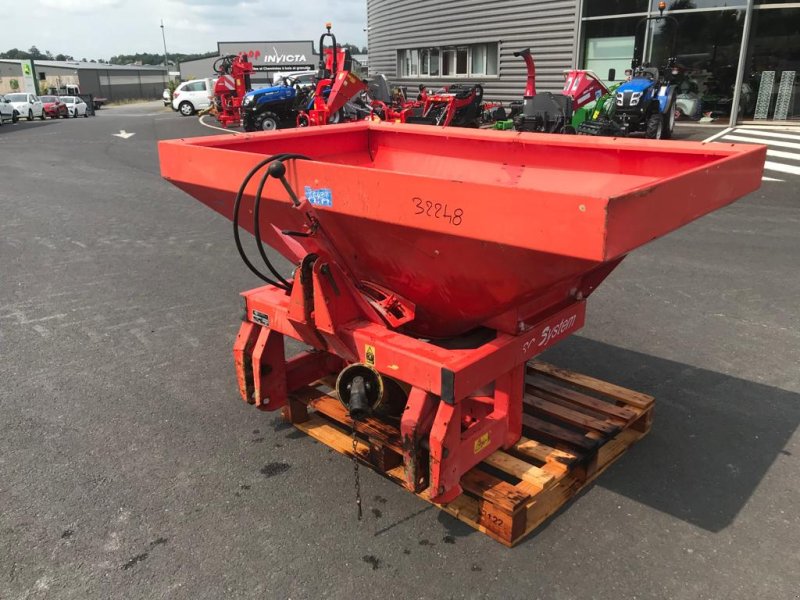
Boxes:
[305,186,333,207]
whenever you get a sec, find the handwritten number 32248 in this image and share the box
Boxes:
[413,197,463,226]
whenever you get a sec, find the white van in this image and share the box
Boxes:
[172,78,215,116]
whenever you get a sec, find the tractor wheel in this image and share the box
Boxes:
[662,95,676,140]
[645,112,664,139]
[179,101,194,117]
[256,112,279,131]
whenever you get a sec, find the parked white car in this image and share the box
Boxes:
[61,96,88,118]
[0,96,20,124]
[172,78,214,116]
[5,92,44,121]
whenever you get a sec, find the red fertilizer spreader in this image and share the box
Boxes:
[159,122,764,504]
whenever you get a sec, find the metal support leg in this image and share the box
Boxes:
[400,387,437,492]
[251,327,287,411]
[233,321,260,404]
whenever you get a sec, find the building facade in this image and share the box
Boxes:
[0,60,168,99]
[367,0,800,123]
[179,41,319,86]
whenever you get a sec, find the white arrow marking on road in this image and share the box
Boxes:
[113,130,136,139]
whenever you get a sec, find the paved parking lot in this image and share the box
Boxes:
[1,102,798,599]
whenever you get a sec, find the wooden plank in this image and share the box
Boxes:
[524,392,621,436]
[512,436,579,467]
[403,467,522,546]
[483,451,555,492]
[522,413,599,451]
[308,394,404,455]
[295,413,371,458]
[596,427,648,471]
[529,361,655,410]
[461,468,531,513]
[526,374,639,422]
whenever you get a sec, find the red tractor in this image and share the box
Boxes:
[211,53,256,128]
[296,23,368,127]
[370,78,490,128]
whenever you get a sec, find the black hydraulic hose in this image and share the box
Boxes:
[232,153,311,291]
[252,153,311,289]
[232,153,292,289]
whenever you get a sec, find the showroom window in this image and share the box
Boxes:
[398,43,498,78]
[649,0,746,9]
[582,17,642,83]
[743,6,800,120]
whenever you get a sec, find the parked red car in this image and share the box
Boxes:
[40,95,68,119]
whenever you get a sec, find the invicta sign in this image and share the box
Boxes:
[265,47,308,64]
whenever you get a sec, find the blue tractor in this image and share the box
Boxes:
[579,6,679,139]
[241,74,315,132]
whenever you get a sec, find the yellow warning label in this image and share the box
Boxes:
[474,432,491,454]
[364,344,375,365]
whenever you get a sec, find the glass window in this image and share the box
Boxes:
[585,0,647,17]
[487,43,498,75]
[743,7,800,120]
[398,50,409,77]
[583,17,642,81]
[399,44,497,78]
[456,48,468,74]
[471,44,487,75]
[651,10,744,119]
[652,0,746,9]
[442,50,455,76]
[430,49,440,76]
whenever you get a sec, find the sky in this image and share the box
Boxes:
[4,0,367,60]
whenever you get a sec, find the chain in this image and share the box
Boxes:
[351,425,363,520]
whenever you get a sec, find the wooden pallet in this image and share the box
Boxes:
[287,361,654,547]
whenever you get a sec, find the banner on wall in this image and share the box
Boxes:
[20,60,39,94]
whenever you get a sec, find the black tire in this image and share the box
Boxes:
[28,109,33,121]
[83,111,88,118]
[12,111,19,123]
[662,95,676,140]
[39,111,46,120]
[645,111,664,140]
[178,101,194,116]
[73,109,78,119]
[256,111,280,131]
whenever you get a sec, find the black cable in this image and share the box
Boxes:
[232,153,311,290]
[253,153,311,289]
[232,153,292,289]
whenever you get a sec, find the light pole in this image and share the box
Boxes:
[160,19,170,83]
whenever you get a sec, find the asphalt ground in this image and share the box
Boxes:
[1,102,798,599]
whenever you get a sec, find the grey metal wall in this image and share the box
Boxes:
[78,69,166,100]
[366,0,581,103]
